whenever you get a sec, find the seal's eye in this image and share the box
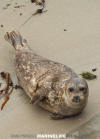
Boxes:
[69,87,74,92]
[79,87,86,91]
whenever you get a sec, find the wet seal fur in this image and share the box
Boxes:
[4,31,89,119]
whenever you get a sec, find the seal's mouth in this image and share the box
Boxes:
[68,98,86,109]
[67,94,86,107]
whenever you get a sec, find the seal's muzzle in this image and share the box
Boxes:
[72,96,80,102]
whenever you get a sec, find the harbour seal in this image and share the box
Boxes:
[4,31,89,119]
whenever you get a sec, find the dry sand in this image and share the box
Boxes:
[0,0,100,139]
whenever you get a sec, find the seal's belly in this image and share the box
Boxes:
[38,100,86,116]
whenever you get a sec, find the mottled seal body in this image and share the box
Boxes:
[4,31,89,119]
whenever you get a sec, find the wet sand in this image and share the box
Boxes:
[0,0,100,139]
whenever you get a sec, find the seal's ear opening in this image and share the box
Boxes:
[4,30,29,50]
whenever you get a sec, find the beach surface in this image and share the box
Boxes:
[0,0,100,139]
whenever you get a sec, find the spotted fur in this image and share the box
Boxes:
[4,31,89,119]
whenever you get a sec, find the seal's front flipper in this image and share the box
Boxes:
[30,94,43,104]
[51,114,66,120]
[30,87,46,104]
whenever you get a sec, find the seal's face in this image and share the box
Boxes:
[63,78,89,108]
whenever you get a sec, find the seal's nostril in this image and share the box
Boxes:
[74,96,79,100]
[73,96,80,101]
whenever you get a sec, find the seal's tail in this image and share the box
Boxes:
[4,30,29,50]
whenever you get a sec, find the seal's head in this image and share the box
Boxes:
[63,77,89,108]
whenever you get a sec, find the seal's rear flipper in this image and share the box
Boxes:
[4,30,29,50]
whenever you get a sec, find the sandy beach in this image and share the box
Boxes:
[0,0,100,139]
